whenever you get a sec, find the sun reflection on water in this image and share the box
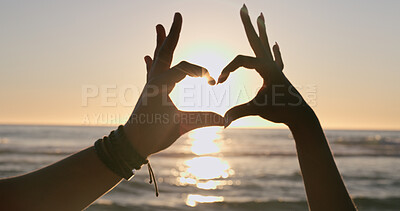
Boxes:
[178,127,234,207]
[189,128,222,155]
[186,194,224,207]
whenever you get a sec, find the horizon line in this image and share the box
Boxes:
[0,122,399,132]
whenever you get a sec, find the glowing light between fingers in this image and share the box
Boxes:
[170,42,237,116]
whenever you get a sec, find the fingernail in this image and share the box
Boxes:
[257,14,262,23]
[217,75,225,84]
[174,12,181,21]
[224,115,232,128]
[208,79,216,85]
[241,4,248,13]
[155,24,162,34]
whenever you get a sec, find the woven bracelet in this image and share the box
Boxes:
[94,125,159,196]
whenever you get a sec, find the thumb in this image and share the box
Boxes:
[224,102,258,128]
[178,111,224,135]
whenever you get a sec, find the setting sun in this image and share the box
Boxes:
[170,42,266,129]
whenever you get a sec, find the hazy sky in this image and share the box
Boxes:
[0,0,399,130]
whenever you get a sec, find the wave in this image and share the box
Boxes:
[88,202,178,211]
[1,148,400,159]
[87,197,400,211]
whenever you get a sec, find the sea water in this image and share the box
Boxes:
[0,125,399,210]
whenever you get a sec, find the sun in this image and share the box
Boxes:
[169,41,234,115]
[170,41,271,128]
[170,41,261,115]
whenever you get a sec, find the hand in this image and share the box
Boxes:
[124,13,224,158]
[218,5,310,128]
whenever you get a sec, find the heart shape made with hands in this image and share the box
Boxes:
[126,4,303,159]
[168,4,295,128]
[141,4,296,135]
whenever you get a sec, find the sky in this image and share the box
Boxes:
[0,0,399,130]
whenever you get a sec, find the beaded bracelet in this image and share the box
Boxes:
[94,125,158,196]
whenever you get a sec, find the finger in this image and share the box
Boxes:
[257,13,273,60]
[240,4,266,58]
[154,24,166,59]
[178,112,224,135]
[155,13,183,71]
[144,55,153,72]
[168,61,216,85]
[224,102,258,128]
[217,55,260,84]
[273,42,284,71]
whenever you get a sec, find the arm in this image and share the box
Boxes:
[288,108,355,210]
[0,12,223,210]
[218,5,356,210]
[0,147,122,210]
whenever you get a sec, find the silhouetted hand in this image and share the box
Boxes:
[124,13,224,158]
[218,5,309,128]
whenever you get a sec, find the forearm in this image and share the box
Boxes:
[0,147,122,210]
[288,107,356,211]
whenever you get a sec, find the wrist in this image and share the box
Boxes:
[94,125,159,196]
[123,122,151,158]
[285,104,317,130]
[94,126,148,180]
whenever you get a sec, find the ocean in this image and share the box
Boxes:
[0,125,399,210]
